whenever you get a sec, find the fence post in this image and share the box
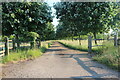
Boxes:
[88,35,92,53]
[118,39,120,53]
[5,37,9,56]
[12,38,16,50]
[114,32,118,46]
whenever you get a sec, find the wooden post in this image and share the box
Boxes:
[5,37,9,56]
[117,39,120,46]
[15,39,19,48]
[118,39,120,53]
[38,40,41,48]
[88,35,92,54]
[12,39,16,50]
[114,32,118,46]
[30,41,34,49]
[16,35,20,48]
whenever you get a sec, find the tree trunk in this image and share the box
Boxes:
[93,32,97,45]
[30,39,36,49]
[114,32,118,46]
[78,35,81,45]
[38,40,41,48]
[16,34,20,48]
[5,37,9,56]
[12,38,16,50]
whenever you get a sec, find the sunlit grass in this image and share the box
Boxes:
[58,40,104,52]
[93,41,119,71]
[1,41,51,64]
[58,40,119,71]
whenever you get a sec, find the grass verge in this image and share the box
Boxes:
[92,44,119,71]
[59,42,88,51]
[1,41,52,64]
[58,40,119,71]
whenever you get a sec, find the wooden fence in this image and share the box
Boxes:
[0,37,36,57]
[88,34,119,53]
[0,38,12,57]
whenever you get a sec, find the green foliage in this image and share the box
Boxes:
[43,22,55,40]
[2,2,53,40]
[1,36,8,41]
[79,35,88,39]
[93,41,119,71]
[9,35,15,40]
[27,32,39,48]
[27,32,39,41]
[40,47,47,53]
[54,2,119,39]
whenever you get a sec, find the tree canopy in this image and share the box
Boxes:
[2,2,53,41]
[54,2,120,43]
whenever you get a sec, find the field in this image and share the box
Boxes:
[58,40,104,52]
[58,40,119,71]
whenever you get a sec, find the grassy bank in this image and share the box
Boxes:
[1,41,52,64]
[93,41,119,71]
[58,40,119,71]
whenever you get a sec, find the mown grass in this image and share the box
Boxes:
[1,41,52,64]
[58,40,119,71]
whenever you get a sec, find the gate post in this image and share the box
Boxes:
[88,35,92,53]
[5,37,9,56]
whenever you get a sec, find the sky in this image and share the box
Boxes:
[45,0,60,27]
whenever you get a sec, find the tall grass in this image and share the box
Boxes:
[93,41,119,71]
[1,41,51,64]
[59,40,119,71]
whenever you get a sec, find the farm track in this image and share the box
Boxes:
[1,42,120,78]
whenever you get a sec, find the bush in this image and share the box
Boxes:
[27,32,40,48]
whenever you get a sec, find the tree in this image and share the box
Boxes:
[54,2,119,44]
[2,2,53,43]
[43,22,55,40]
[56,22,72,39]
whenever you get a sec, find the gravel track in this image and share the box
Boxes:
[2,42,120,78]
